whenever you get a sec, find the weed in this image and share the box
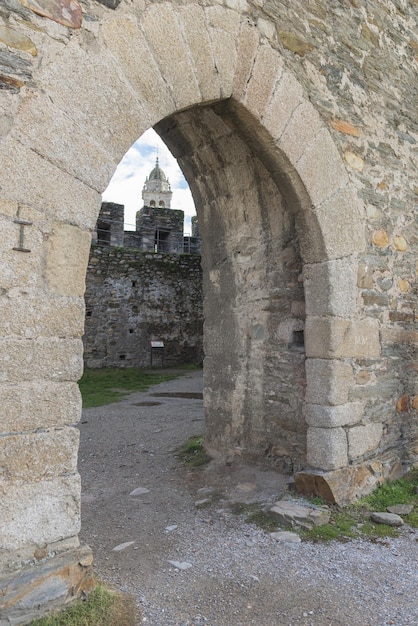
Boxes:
[359,520,400,539]
[310,496,325,506]
[230,502,279,531]
[404,510,418,528]
[79,367,189,408]
[177,435,211,467]
[302,469,418,543]
[359,478,417,510]
[231,469,418,543]
[300,511,358,543]
[247,510,279,532]
[28,584,136,626]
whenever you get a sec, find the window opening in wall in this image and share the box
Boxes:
[96,219,111,246]
[154,229,170,252]
[292,330,305,348]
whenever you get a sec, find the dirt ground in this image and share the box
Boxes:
[78,370,418,626]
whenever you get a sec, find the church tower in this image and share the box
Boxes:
[141,157,173,209]
[136,158,184,253]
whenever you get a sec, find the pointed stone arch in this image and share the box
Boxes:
[0,1,396,619]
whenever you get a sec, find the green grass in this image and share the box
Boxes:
[246,510,280,532]
[358,471,418,511]
[301,468,418,542]
[300,509,400,542]
[28,584,136,626]
[176,435,211,467]
[79,366,192,408]
[229,470,418,542]
[230,502,280,531]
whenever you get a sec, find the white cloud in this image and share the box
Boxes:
[102,129,196,233]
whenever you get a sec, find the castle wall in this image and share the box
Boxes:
[84,246,203,368]
[135,206,185,253]
[92,202,124,246]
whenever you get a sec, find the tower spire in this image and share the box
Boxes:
[141,156,172,208]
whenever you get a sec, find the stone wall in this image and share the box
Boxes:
[135,205,185,253]
[84,246,203,368]
[0,0,417,621]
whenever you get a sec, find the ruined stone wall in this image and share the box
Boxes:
[84,246,203,368]
[135,205,185,253]
[0,0,417,621]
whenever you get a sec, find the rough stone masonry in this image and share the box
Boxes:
[0,0,417,622]
[83,246,203,368]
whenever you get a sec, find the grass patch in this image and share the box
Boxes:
[79,367,190,408]
[230,502,279,532]
[302,468,418,542]
[247,510,279,532]
[177,435,211,467]
[404,510,418,528]
[301,512,358,543]
[28,584,136,626]
[301,510,400,543]
[229,469,418,543]
[358,474,418,511]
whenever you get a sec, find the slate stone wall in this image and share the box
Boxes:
[83,246,204,368]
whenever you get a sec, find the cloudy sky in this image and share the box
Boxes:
[102,128,196,233]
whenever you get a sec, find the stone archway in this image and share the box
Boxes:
[152,99,367,483]
[1,0,416,621]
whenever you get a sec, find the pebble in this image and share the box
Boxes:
[112,541,135,552]
[236,482,257,492]
[165,525,178,532]
[270,531,302,544]
[387,504,413,515]
[167,560,193,570]
[195,498,211,507]
[129,487,150,496]
[269,501,330,529]
[370,512,404,527]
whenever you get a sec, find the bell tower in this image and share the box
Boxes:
[141,157,173,209]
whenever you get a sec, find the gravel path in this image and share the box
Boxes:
[78,370,418,626]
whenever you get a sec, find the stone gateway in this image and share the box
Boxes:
[0,0,417,622]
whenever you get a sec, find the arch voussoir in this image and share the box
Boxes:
[307,185,366,261]
[0,134,100,229]
[101,14,176,129]
[177,4,221,103]
[295,128,350,208]
[39,39,148,165]
[204,5,241,98]
[232,21,260,100]
[140,4,201,111]
[261,68,305,142]
[240,44,284,121]
[277,100,325,167]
